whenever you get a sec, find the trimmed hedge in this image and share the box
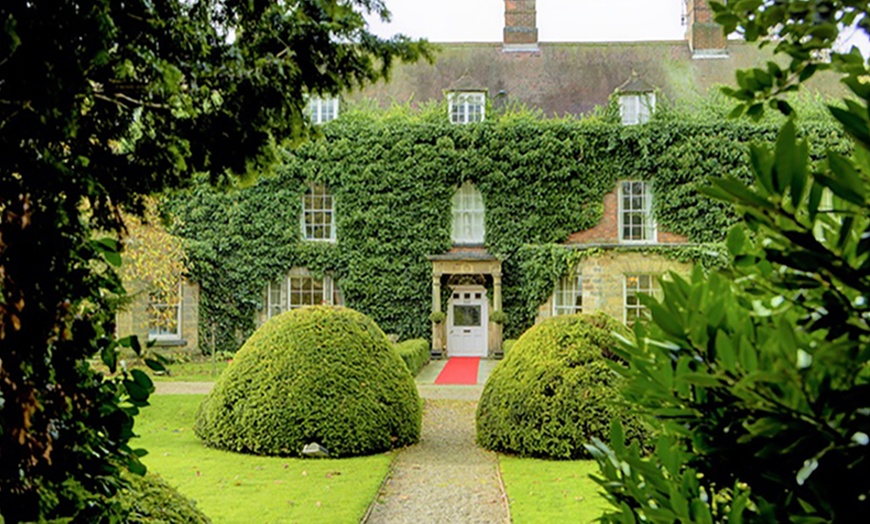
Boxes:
[501,339,517,357]
[476,313,648,459]
[115,471,210,523]
[194,306,422,457]
[394,338,429,376]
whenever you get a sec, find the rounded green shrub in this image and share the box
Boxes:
[195,306,422,457]
[476,312,648,459]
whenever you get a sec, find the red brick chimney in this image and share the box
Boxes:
[504,0,538,52]
[686,0,727,58]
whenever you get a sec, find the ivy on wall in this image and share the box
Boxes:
[168,107,847,351]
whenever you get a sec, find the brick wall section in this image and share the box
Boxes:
[686,0,727,52]
[536,252,691,323]
[504,0,537,46]
[565,187,688,244]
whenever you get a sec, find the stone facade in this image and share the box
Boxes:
[536,251,691,325]
[116,279,199,353]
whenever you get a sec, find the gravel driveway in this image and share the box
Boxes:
[363,398,510,524]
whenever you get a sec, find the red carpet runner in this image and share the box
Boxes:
[434,357,480,385]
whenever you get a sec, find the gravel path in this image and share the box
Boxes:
[363,397,509,524]
[153,381,214,395]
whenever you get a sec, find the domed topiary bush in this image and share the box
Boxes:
[195,306,422,457]
[476,312,648,459]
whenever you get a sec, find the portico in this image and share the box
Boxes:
[428,250,503,358]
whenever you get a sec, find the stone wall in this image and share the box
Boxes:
[536,251,690,324]
[115,279,199,353]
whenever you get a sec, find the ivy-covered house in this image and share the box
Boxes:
[119,0,846,357]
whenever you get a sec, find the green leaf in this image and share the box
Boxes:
[829,106,870,150]
[92,237,122,267]
[726,226,746,256]
[130,335,143,356]
[130,369,154,391]
[144,358,166,372]
[124,380,151,402]
[750,145,775,195]
[705,177,774,210]
[610,419,626,454]
[819,152,866,205]
[683,373,723,388]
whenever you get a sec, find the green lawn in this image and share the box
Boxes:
[500,456,609,523]
[136,395,394,524]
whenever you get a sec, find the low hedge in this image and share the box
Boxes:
[476,313,648,459]
[195,306,422,457]
[394,338,430,376]
[115,471,210,523]
[501,339,517,357]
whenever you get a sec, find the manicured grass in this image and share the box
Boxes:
[136,395,394,524]
[500,456,609,523]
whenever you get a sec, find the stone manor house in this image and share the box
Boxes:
[117,0,842,358]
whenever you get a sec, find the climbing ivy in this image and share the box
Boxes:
[169,105,847,350]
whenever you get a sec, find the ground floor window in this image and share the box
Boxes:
[624,273,658,325]
[148,283,182,340]
[266,271,341,319]
[553,273,583,315]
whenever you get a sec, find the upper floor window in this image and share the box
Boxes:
[448,92,485,124]
[619,181,656,243]
[451,181,485,244]
[148,282,181,340]
[307,96,339,124]
[619,92,655,125]
[266,271,342,319]
[301,184,335,241]
[624,273,658,325]
[553,273,583,316]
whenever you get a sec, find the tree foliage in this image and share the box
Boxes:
[0,1,428,521]
[589,2,870,521]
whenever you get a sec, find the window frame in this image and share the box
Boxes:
[451,181,486,245]
[147,281,182,341]
[448,92,486,124]
[307,96,339,125]
[618,92,655,125]
[623,273,658,325]
[301,183,336,242]
[618,180,657,243]
[553,272,583,316]
[265,271,340,319]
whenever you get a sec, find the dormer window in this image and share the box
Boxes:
[307,96,339,124]
[616,74,656,125]
[451,181,485,244]
[449,92,486,124]
[619,92,655,125]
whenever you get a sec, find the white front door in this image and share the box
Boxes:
[447,286,488,357]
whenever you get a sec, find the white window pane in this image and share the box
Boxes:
[451,181,485,243]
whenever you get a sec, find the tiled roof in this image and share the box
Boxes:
[353,41,844,116]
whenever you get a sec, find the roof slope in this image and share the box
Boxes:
[353,41,844,116]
